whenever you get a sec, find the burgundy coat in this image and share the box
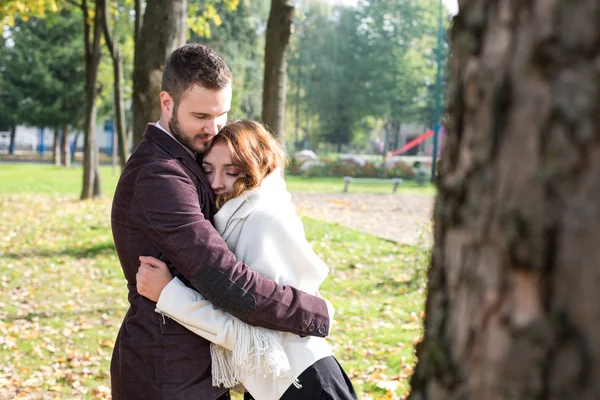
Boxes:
[110,125,330,399]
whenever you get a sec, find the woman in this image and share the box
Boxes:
[136,120,357,400]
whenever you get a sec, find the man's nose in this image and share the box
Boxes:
[204,119,219,136]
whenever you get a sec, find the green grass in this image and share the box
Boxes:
[0,163,121,197]
[0,163,429,399]
[285,175,435,194]
[0,163,435,195]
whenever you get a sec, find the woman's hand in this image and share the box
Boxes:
[136,256,174,302]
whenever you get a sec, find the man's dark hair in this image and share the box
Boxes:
[162,43,232,106]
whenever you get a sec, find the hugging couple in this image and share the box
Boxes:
[110,43,357,400]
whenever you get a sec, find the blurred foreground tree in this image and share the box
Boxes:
[410,1,600,398]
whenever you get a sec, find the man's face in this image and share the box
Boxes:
[162,84,232,154]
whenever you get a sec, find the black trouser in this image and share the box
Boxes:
[244,356,357,400]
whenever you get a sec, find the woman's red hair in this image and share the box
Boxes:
[207,120,288,209]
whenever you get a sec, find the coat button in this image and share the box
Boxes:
[318,326,326,335]
[308,323,316,332]
[301,322,309,330]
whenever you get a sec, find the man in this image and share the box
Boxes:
[110,43,332,399]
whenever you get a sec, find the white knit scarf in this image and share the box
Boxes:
[210,170,300,391]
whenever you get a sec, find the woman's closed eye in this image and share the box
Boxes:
[202,168,214,175]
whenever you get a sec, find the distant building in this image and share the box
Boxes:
[0,122,120,155]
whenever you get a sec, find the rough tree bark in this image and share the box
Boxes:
[132,0,188,147]
[410,1,600,399]
[61,125,70,167]
[80,0,103,199]
[262,0,295,145]
[101,0,128,169]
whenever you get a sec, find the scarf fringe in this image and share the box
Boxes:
[210,318,292,389]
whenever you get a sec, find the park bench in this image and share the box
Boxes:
[342,176,403,193]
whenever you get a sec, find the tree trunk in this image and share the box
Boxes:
[53,127,61,166]
[101,0,129,170]
[9,125,16,155]
[132,0,188,147]
[134,0,143,45]
[294,61,301,150]
[409,1,600,399]
[381,123,391,178]
[71,130,81,164]
[304,75,310,150]
[262,0,295,145]
[114,52,129,169]
[80,0,103,200]
[61,125,71,167]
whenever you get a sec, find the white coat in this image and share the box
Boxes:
[155,170,334,400]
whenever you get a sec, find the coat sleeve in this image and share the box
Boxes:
[129,160,330,337]
[234,208,335,333]
[156,277,295,384]
[154,207,335,349]
[155,277,236,349]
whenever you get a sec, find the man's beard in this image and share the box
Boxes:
[168,110,211,155]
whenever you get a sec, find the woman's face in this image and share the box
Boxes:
[201,141,246,196]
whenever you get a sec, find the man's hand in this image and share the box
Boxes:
[136,256,174,302]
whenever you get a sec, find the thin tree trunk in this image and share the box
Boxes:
[101,0,128,169]
[61,125,71,167]
[381,123,391,178]
[304,75,310,150]
[114,52,128,169]
[80,0,103,200]
[262,0,295,145]
[294,58,302,149]
[394,121,401,151]
[409,1,600,398]
[71,131,81,164]
[132,0,187,147]
[9,125,16,155]
[134,0,143,45]
[53,127,61,166]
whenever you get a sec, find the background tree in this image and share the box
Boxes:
[354,0,436,153]
[80,0,104,199]
[193,0,269,121]
[410,1,600,398]
[101,0,132,169]
[131,0,188,147]
[131,0,241,146]
[307,6,361,152]
[1,1,117,185]
[262,0,295,144]
[0,39,18,155]
[287,0,447,154]
[1,13,85,164]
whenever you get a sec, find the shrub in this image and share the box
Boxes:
[287,159,426,180]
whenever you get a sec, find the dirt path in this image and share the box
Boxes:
[291,192,435,246]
